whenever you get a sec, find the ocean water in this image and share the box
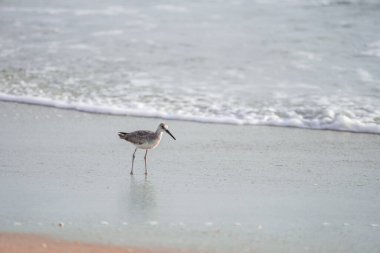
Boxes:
[0,0,379,133]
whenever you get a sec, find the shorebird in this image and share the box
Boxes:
[118,123,176,175]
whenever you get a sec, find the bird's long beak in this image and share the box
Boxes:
[165,130,176,140]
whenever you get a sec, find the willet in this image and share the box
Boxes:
[118,123,176,175]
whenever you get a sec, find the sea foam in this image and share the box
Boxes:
[1,1,379,134]
[1,93,379,134]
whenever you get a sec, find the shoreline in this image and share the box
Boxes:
[0,96,379,135]
[1,101,379,253]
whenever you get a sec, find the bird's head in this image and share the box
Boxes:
[159,123,176,140]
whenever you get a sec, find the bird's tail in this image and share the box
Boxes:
[118,132,128,139]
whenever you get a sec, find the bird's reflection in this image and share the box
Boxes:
[123,176,156,223]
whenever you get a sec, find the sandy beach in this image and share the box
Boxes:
[1,0,380,251]
[0,233,179,253]
[0,101,380,253]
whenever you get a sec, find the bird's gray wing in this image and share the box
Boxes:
[126,130,154,145]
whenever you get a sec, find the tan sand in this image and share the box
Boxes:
[0,233,178,253]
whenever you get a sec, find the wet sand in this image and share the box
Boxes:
[0,101,380,252]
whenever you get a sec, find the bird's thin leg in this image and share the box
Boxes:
[144,150,148,175]
[130,148,137,175]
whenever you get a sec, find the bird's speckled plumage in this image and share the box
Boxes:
[119,130,163,149]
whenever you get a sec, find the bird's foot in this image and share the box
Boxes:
[130,172,133,175]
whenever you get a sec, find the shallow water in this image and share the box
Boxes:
[0,0,380,133]
[0,102,380,252]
